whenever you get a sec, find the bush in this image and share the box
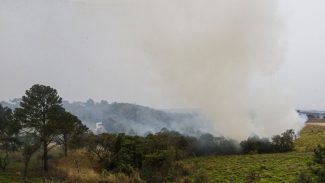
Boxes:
[296,173,314,183]
[194,169,209,183]
[272,129,295,153]
[240,136,272,154]
[245,171,261,183]
[240,129,296,154]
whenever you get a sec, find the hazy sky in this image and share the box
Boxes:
[1,0,325,110]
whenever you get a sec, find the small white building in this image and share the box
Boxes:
[95,121,106,134]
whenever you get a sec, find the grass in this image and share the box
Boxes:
[0,162,42,183]
[295,125,325,152]
[0,147,67,183]
[180,125,325,183]
[182,152,313,183]
[0,148,141,183]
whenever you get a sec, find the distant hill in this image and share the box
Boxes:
[1,99,214,136]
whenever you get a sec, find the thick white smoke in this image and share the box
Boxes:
[132,0,305,139]
[2,0,304,139]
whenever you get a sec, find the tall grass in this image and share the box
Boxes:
[54,150,143,183]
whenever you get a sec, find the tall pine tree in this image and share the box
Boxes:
[15,84,63,172]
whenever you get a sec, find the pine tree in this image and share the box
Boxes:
[15,84,63,172]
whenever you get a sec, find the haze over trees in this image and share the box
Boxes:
[1,99,214,137]
[0,84,300,182]
[240,129,295,154]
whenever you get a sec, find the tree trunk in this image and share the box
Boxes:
[0,151,9,171]
[64,134,68,157]
[23,159,29,177]
[43,142,48,172]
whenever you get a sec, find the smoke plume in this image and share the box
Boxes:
[133,0,305,139]
[1,0,305,139]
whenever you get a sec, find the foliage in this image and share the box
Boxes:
[240,136,272,154]
[307,145,325,182]
[0,104,21,170]
[20,133,41,177]
[296,173,314,183]
[240,129,295,154]
[14,84,63,172]
[272,129,295,153]
[190,133,240,156]
[55,110,89,157]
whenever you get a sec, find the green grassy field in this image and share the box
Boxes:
[183,152,313,183]
[181,125,325,183]
[0,162,42,183]
[295,125,325,152]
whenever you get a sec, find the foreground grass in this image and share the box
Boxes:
[182,152,313,183]
[0,162,42,183]
[0,149,141,183]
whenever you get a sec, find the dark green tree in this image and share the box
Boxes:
[272,129,295,153]
[15,84,63,172]
[56,110,88,157]
[0,104,21,170]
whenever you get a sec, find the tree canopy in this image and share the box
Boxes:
[14,84,63,172]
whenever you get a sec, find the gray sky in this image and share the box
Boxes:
[1,0,325,110]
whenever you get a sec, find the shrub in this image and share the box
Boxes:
[296,173,314,183]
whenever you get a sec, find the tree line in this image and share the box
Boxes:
[240,129,295,154]
[0,84,296,182]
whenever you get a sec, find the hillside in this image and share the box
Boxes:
[1,99,213,136]
[295,125,325,152]
[180,125,325,183]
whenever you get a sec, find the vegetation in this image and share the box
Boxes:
[240,129,295,154]
[0,105,20,170]
[295,125,325,152]
[14,85,65,172]
[1,84,325,182]
[181,152,312,182]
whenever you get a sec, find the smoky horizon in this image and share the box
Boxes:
[1,0,324,138]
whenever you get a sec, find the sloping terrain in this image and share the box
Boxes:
[1,99,213,136]
[295,125,325,152]
[181,125,325,183]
